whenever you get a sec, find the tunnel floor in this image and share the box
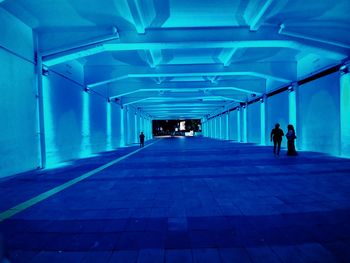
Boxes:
[1,137,350,263]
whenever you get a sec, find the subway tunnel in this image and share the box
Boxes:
[1,0,350,262]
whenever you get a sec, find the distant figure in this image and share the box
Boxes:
[139,132,145,147]
[270,123,284,156]
[286,124,298,156]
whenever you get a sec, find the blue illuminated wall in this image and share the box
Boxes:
[43,61,129,166]
[266,91,289,148]
[0,8,39,177]
[42,65,83,166]
[298,72,340,155]
[247,102,261,144]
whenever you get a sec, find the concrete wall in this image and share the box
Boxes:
[43,61,145,167]
[42,69,83,165]
[0,8,39,177]
[298,72,340,155]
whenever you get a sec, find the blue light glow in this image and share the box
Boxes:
[260,102,266,145]
[42,76,61,167]
[340,72,350,157]
[225,113,229,140]
[243,107,247,143]
[106,102,112,151]
[134,113,138,143]
[288,90,297,130]
[120,107,125,147]
[237,110,241,142]
[80,91,92,158]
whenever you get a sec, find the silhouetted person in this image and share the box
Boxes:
[270,123,284,156]
[139,132,145,147]
[286,124,298,156]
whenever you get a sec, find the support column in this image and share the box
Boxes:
[242,105,247,143]
[288,84,298,148]
[216,118,219,139]
[202,120,206,137]
[340,66,350,157]
[126,107,131,145]
[35,46,46,168]
[146,119,151,140]
[141,116,144,134]
[219,115,223,139]
[134,112,138,143]
[209,120,211,138]
[225,112,229,140]
[212,118,215,138]
[120,107,126,147]
[260,97,266,145]
[237,109,241,142]
[81,89,92,157]
[150,119,153,139]
[106,101,112,150]
[288,85,297,130]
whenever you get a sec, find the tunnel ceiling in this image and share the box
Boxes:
[2,0,350,119]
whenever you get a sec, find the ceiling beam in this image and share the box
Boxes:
[42,27,347,66]
[218,48,237,67]
[106,79,266,95]
[122,96,242,106]
[86,62,291,87]
[249,0,274,31]
[279,24,350,49]
[108,85,263,99]
[41,26,119,59]
[126,0,146,34]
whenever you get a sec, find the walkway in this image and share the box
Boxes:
[1,137,350,262]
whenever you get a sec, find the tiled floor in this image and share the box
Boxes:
[1,137,350,262]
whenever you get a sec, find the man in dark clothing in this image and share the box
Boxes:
[270,123,284,156]
[139,132,145,147]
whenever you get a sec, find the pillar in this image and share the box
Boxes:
[214,118,217,138]
[288,84,297,148]
[242,106,247,143]
[340,67,350,157]
[225,112,229,140]
[260,98,266,145]
[212,118,215,138]
[288,85,297,130]
[120,106,126,147]
[134,112,138,143]
[106,101,112,150]
[237,109,241,142]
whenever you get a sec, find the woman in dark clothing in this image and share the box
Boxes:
[270,123,284,156]
[286,124,298,156]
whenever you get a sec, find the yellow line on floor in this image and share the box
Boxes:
[0,141,158,222]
